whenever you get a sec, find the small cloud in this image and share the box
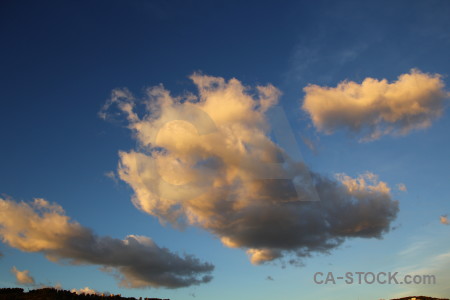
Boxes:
[266,276,274,281]
[71,287,99,295]
[440,215,449,225]
[300,135,318,154]
[37,282,63,290]
[302,69,449,141]
[397,183,407,192]
[104,171,119,184]
[391,223,402,231]
[189,292,196,297]
[11,266,35,285]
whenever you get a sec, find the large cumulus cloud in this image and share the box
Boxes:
[102,73,399,264]
[0,198,214,288]
[302,69,449,141]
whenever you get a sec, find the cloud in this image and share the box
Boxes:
[105,171,119,184]
[302,69,449,141]
[266,275,274,281]
[71,287,99,295]
[103,74,399,264]
[11,267,35,285]
[396,183,407,192]
[53,283,62,290]
[393,228,450,298]
[440,215,449,225]
[0,198,214,288]
[300,135,318,154]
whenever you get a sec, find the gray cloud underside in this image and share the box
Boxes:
[0,198,214,288]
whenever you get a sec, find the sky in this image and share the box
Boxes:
[1,1,450,299]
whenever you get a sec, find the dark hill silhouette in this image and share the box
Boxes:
[2,288,448,300]
[390,297,449,300]
[0,288,169,300]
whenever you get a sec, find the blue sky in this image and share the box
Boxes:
[1,1,450,299]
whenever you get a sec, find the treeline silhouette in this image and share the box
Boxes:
[390,297,449,300]
[0,288,170,300]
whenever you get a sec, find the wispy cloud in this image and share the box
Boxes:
[0,198,214,288]
[302,69,449,141]
[285,40,369,86]
[104,171,119,184]
[11,267,35,286]
[102,73,399,265]
[300,134,319,155]
[396,183,407,192]
[398,239,430,257]
[394,239,450,297]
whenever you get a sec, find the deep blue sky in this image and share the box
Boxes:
[1,1,450,299]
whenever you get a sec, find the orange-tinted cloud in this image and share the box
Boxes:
[11,266,35,285]
[0,198,213,288]
[397,183,407,192]
[71,287,99,295]
[302,69,448,141]
[102,74,399,264]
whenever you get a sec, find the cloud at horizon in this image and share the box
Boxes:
[0,198,214,289]
[302,69,449,141]
[102,74,399,265]
[71,287,100,295]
